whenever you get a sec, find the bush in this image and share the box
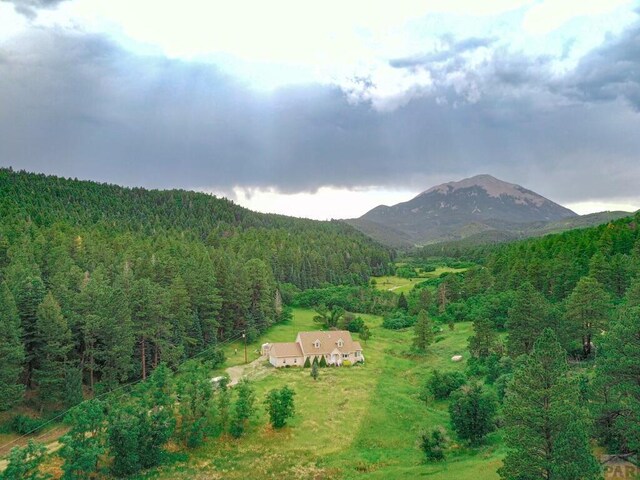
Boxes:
[10,415,47,435]
[319,356,327,368]
[422,370,466,401]
[345,315,365,333]
[382,312,416,330]
[419,427,448,462]
[303,357,311,368]
[342,360,352,367]
[264,386,296,429]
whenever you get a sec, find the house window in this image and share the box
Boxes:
[283,359,286,364]
[314,340,320,348]
[342,353,349,358]
[355,351,360,357]
[337,339,344,347]
[294,359,297,363]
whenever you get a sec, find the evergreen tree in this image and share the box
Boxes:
[448,383,497,445]
[6,264,46,387]
[397,292,409,312]
[595,306,640,454]
[175,360,213,447]
[230,379,256,438]
[310,362,319,381]
[564,276,610,357]
[33,292,77,405]
[95,279,135,391]
[506,282,550,357]
[359,325,371,344]
[59,399,106,480]
[108,364,175,477]
[499,329,600,480]
[413,310,435,352]
[264,386,296,429]
[468,317,497,359]
[0,282,25,410]
[215,378,231,435]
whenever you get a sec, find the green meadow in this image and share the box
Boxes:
[148,309,503,480]
[373,266,469,295]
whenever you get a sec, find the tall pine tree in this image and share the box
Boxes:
[564,276,610,357]
[506,282,550,357]
[413,310,435,352]
[595,305,640,454]
[33,292,77,405]
[500,329,600,480]
[0,281,25,410]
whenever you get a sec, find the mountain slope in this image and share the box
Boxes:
[0,168,393,288]
[346,174,630,247]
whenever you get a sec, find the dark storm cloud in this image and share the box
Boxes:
[1,22,640,205]
[564,20,640,109]
[2,0,67,18]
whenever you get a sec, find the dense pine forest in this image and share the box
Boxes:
[1,169,639,479]
[0,168,392,406]
[402,211,640,475]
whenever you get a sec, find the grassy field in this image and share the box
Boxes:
[147,309,503,480]
[373,266,468,295]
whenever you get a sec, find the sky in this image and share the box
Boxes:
[1,0,639,219]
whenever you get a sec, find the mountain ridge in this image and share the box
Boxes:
[345,174,631,248]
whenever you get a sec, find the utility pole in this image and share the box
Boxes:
[243,331,247,364]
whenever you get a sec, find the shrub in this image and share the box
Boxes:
[382,312,416,330]
[10,415,47,435]
[345,316,365,333]
[264,386,295,429]
[422,370,466,401]
[419,427,448,462]
[342,360,352,367]
[319,356,327,368]
[303,357,311,368]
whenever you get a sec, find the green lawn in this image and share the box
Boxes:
[147,309,502,480]
[373,266,468,295]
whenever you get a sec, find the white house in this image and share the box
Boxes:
[264,330,364,368]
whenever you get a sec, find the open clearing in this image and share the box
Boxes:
[148,309,503,480]
[373,266,468,295]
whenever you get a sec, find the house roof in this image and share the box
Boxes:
[270,342,303,358]
[297,330,362,356]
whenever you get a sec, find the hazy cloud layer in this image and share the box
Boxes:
[1,16,640,205]
[1,0,67,18]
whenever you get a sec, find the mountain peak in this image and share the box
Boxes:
[351,174,578,246]
[421,174,546,207]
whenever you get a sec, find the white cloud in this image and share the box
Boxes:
[522,0,634,35]
[209,186,419,220]
[566,200,640,215]
[0,3,28,41]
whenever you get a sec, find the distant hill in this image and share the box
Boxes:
[346,174,632,247]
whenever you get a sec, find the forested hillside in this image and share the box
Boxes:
[400,211,640,475]
[0,168,392,407]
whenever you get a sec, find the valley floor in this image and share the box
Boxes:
[147,309,504,480]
